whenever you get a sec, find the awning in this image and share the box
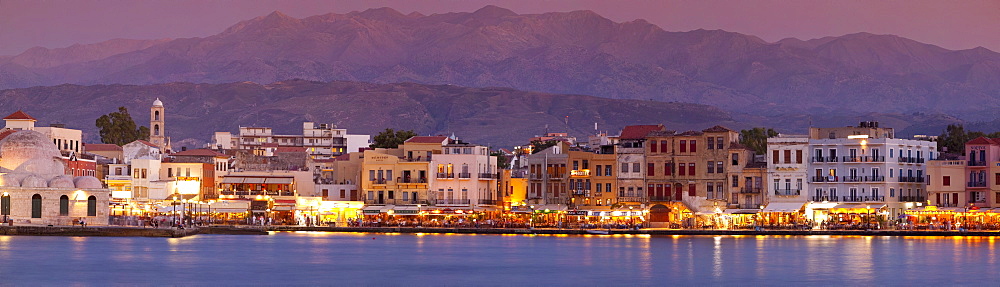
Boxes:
[362,205,390,214]
[724,209,759,214]
[163,194,198,200]
[392,206,419,215]
[212,208,249,213]
[807,202,839,209]
[264,177,294,184]
[221,177,244,184]
[273,205,294,211]
[534,204,567,212]
[243,177,265,184]
[763,202,805,213]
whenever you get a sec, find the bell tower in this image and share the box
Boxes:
[150,98,170,152]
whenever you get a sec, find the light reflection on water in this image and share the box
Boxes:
[0,233,996,285]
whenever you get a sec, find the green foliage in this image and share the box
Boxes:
[937,124,1000,154]
[739,127,778,155]
[95,106,148,146]
[370,128,418,148]
[490,151,510,169]
[530,140,559,154]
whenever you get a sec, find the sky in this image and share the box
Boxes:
[0,0,998,55]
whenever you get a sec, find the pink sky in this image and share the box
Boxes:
[1,0,997,55]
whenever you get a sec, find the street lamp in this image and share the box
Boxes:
[529,205,536,229]
[172,195,178,227]
[416,204,423,227]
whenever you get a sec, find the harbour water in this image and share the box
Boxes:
[0,232,997,285]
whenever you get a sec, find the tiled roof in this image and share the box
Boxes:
[405,136,449,144]
[2,110,36,121]
[619,125,665,140]
[646,130,677,137]
[702,125,733,133]
[134,140,159,148]
[84,143,122,152]
[676,130,704,136]
[967,137,997,145]
[276,147,307,153]
[171,148,227,157]
[0,130,18,141]
[727,142,750,150]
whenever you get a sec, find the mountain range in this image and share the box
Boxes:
[1,5,997,118]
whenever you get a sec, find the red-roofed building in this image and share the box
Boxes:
[929,136,1000,209]
[404,136,449,144]
[85,143,124,163]
[2,110,38,131]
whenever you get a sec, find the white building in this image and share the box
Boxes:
[430,142,498,207]
[764,135,810,213]
[805,122,937,222]
[213,122,369,159]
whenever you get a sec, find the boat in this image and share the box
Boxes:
[586,230,610,235]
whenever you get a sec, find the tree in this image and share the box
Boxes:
[529,140,559,154]
[739,127,778,155]
[370,128,418,148]
[490,151,510,169]
[95,106,148,146]
[937,124,995,155]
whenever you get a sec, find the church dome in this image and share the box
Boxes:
[153,98,163,107]
[48,175,75,188]
[73,176,103,189]
[20,175,47,188]
[0,130,65,176]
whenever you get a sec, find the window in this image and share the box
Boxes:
[660,141,668,153]
[680,140,687,152]
[688,184,696,196]
[573,161,579,171]
[732,153,739,166]
[717,161,723,173]
[708,161,715,174]
[185,168,191,177]
[688,163,696,176]
[664,163,672,176]
[59,195,69,216]
[633,163,641,173]
[943,176,951,186]
[707,183,715,198]
[605,166,612,176]
[772,150,779,164]
[679,163,687,176]
[582,160,589,169]
[647,163,655,176]
[0,194,9,216]
[595,165,602,176]
[87,196,97,216]
[167,168,173,177]
[621,163,629,173]
[732,175,738,187]
[784,150,791,164]
[690,140,697,152]
[31,194,42,218]
[651,141,658,153]
[141,169,147,179]
[596,183,602,193]
[716,137,724,149]
[708,137,715,150]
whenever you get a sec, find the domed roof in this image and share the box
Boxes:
[153,98,163,107]
[0,130,65,175]
[73,176,103,189]
[48,175,75,188]
[20,175,47,188]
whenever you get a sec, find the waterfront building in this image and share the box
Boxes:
[85,144,123,164]
[525,141,569,210]
[430,140,498,209]
[360,136,441,207]
[764,135,810,217]
[927,137,1000,210]
[0,130,109,225]
[805,122,937,223]
[566,148,617,209]
[213,122,370,159]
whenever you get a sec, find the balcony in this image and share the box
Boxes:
[365,199,428,205]
[842,156,886,163]
[458,172,472,179]
[436,173,455,179]
[840,196,885,202]
[618,196,648,203]
[739,187,762,194]
[968,160,987,167]
[865,176,885,182]
[811,156,839,163]
[969,198,987,204]
[967,181,987,188]
[478,173,496,179]
[899,176,925,183]
[811,195,837,202]
[220,190,294,197]
[899,196,926,202]
[811,176,838,183]
[398,178,427,183]
[372,179,387,185]
[737,203,762,210]
[774,189,801,196]
[571,190,588,196]
[843,176,863,183]
[648,196,674,202]
[478,199,499,205]
[898,157,925,164]
[435,199,471,205]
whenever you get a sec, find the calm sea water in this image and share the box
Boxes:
[0,232,997,285]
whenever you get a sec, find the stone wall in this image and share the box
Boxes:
[2,187,110,226]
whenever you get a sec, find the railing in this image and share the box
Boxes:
[968,181,987,187]
[843,176,863,183]
[970,198,987,204]
[968,160,987,167]
[458,172,472,179]
[437,173,455,179]
[372,179,387,184]
[648,196,674,202]
[840,196,885,202]
[865,176,885,182]
[737,203,761,210]
[618,196,648,202]
[899,176,925,183]
[774,189,801,196]
[899,196,926,202]
[365,199,428,205]
[811,176,838,182]
[478,173,496,179]
[398,178,427,183]
[898,157,925,164]
[811,195,837,201]
[842,156,886,163]
[220,190,294,196]
[811,156,839,163]
[478,199,499,205]
[435,199,471,205]
[740,187,762,193]
[571,190,588,196]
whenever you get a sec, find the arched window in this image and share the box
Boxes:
[87,196,97,216]
[31,194,42,218]
[154,125,160,136]
[154,110,160,121]
[1,194,10,216]
[59,195,69,216]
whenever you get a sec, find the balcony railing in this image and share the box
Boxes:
[811,156,839,163]
[398,178,427,183]
[811,195,837,202]
[842,156,886,163]
[737,203,762,210]
[571,190,588,196]
[458,172,472,179]
[436,173,455,179]
[220,190,294,196]
[364,199,428,205]
[478,199,499,205]
[811,176,838,182]
[898,157,925,164]
[740,187,762,194]
[435,199,471,205]
[969,198,987,204]
[840,196,885,202]
[478,173,496,179]
[774,189,801,196]
[968,160,987,167]
[899,176,925,183]
[899,196,926,202]
[372,179,387,184]
[968,181,987,187]
[648,196,675,202]
[618,196,648,202]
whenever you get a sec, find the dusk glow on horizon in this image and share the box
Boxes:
[1,0,997,55]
